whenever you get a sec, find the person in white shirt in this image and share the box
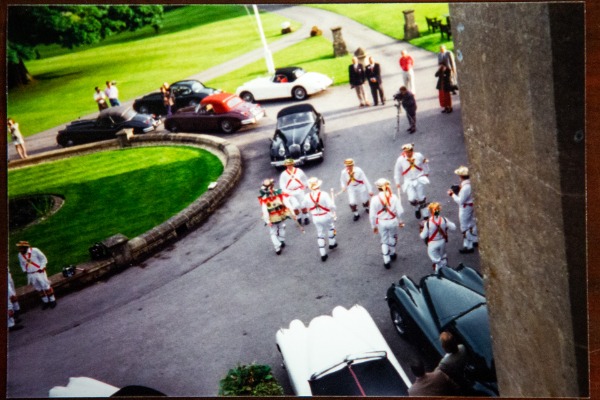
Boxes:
[369,178,405,269]
[419,203,456,272]
[448,166,479,253]
[104,80,120,106]
[339,158,373,221]
[17,241,57,309]
[279,159,310,225]
[94,86,108,111]
[394,143,430,219]
[303,177,337,262]
[258,179,295,255]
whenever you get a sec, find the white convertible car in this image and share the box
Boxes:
[276,305,412,396]
[236,67,333,102]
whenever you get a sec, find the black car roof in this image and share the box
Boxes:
[99,105,134,118]
[275,66,301,77]
[277,104,317,118]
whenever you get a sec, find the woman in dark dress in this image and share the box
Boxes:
[435,64,453,113]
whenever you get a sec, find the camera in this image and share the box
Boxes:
[393,91,404,102]
[62,265,76,278]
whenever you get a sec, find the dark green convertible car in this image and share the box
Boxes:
[386,264,498,396]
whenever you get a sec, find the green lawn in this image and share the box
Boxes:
[7,5,297,137]
[309,3,452,52]
[8,146,223,287]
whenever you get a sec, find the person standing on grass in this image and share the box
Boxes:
[105,80,120,106]
[7,118,28,159]
[94,86,109,111]
[17,241,57,310]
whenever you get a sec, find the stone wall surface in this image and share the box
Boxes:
[11,133,242,311]
[451,3,586,397]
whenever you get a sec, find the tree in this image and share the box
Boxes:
[7,5,164,88]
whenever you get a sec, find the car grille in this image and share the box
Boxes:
[289,144,301,158]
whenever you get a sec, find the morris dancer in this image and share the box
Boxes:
[419,203,456,272]
[279,159,310,225]
[339,158,373,221]
[17,241,57,309]
[448,166,479,253]
[394,143,430,219]
[369,178,405,269]
[259,179,295,255]
[303,177,337,262]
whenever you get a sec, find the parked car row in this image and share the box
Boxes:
[276,265,498,396]
[56,67,332,148]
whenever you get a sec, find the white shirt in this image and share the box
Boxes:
[369,191,403,228]
[419,216,456,242]
[279,167,308,193]
[340,167,373,192]
[451,179,474,207]
[303,190,336,216]
[18,247,48,273]
[394,152,429,185]
[105,86,119,99]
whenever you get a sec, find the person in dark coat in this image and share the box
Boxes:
[435,63,453,113]
[365,56,385,105]
[393,86,417,133]
[348,56,369,107]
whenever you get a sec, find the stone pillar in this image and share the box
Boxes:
[330,26,348,57]
[402,9,420,40]
[450,3,586,397]
[353,47,367,65]
[116,128,133,148]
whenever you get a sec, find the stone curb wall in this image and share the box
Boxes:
[12,133,242,311]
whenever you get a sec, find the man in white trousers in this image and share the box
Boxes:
[259,179,295,255]
[394,143,430,219]
[419,203,456,272]
[17,241,57,309]
[279,158,310,225]
[303,177,337,262]
[369,178,405,269]
[340,158,373,221]
[448,166,479,253]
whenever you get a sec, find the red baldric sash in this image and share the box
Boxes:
[402,157,423,176]
[285,168,305,190]
[428,217,448,243]
[23,248,43,273]
[309,192,330,215]
[376,191,396,224]
[346,170,364,186]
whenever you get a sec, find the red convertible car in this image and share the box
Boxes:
[164,92,266,133]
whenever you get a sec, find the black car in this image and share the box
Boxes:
[133,80,221,116]
[56,106,160,147]
[270,104,325,168]
[386,264,498,396]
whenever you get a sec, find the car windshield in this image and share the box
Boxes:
[113,108,137,123]
[293,68,306,79]
[309,353,408,396]
[226,97,243,109]
[190,81,205,92]
[277,112,315,129]
[425,276,486,328]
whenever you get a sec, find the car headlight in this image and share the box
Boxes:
[303,140,311,151]
[278,145,286,157]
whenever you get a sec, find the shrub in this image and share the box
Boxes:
[218,363,284,396]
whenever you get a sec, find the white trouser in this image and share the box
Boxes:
[403,178,428,206]
[427,239,448,271]
[459,206,478,249]
[402,69,416,94]
[27,272,55,303]
[311,213,336,256]
[267,222,286,251]
[286,190,308,217]
[377,218,399,264]
[7,299,15,328]
[347,185,370,207]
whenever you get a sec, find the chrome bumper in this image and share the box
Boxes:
[270,152,323,167]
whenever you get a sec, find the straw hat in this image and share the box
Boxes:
[16,240,30,247]
[454,166,469,176]
[307,177,322,191]
[375,178,390,189]
[344,158,355,166]
[283,158,295,166]
[402,143,414,151]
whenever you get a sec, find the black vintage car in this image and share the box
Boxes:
[386,264,498,396]
[270,104,325,168]
[133,80,221,116]
[56,106,160,147]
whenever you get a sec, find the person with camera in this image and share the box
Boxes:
[447,166,479,253]
[394,86,417,133]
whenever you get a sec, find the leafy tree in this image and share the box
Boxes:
[7,5,163,88]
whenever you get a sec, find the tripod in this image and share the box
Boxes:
[394,100,402,141]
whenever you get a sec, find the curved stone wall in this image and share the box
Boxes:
[10,133,242,310]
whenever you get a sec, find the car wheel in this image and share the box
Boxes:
[390,304,412,338]
[220,119,236,134]
[240,92,255,103]
[138,104,150,114]
[168,122,179,133]
[292,86,307,101]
